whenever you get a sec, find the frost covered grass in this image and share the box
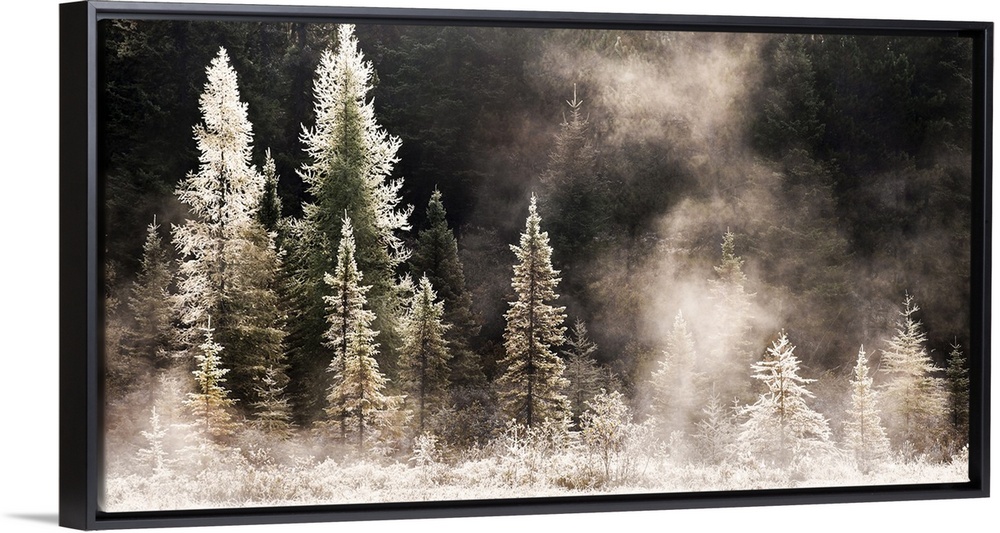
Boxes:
[103,429,968,512]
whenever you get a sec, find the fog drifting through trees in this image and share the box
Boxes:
[100,20,972,511]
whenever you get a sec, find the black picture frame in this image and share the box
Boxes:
[59,1,992,530]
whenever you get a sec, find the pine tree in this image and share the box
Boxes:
[172,47,288,407]
[257,149,283,232]
[251,365,294,439]
[693,387,736,464]
[410,189,483,389]
[185,319,238,441]
[879,294,947,455]
[321,217,397,450]
[127,217,177,368]
[648,310,699,435]
[288,24,412,419]
[538,84,606,270]
[562,319,603,427]
[497,194,570,428]
[945,342,970,445]
[736,332,832,466]
[136,406,172,477]
[173,47,262,330]
[399,276,452,434]
[707,230,756,402]
[843,345,890,473]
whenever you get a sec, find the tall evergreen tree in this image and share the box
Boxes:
[945,342,970,446]
[736,332,832,466]
[127,217,177,368]
[399,276,452,434]
[843,345,891,473]
[288,24,412,420]
[171,47,288,408]
[497,194,570,428]
[879,294,947,455]
[409,189,483,389]
[320,217,397,450]
[173,47,262,331]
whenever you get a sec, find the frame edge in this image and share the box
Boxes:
[60,1,98,530]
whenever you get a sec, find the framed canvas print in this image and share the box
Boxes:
[60,0,991,529]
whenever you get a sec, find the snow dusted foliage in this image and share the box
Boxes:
[399,276,452,434]
[173,47,262,329]
[185,320,238,441]
[879,294,947,456]
[843,346,890,473]
[127,217,178,368]
[498,194,570,428]
[649,310,699,435]
[580,390,653,486]
[562,319,604,427]
[321,216,371,381]
[693,388,737,464]
[736,332,832,466]
[289,24,412,415]
[320,217,399,451]
[171,48,289,407]
[299,25,411,268]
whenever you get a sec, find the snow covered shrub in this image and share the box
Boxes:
[410,432,441,467]
[580,390,655,486]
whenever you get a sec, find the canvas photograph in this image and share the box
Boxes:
[96,15,977,513]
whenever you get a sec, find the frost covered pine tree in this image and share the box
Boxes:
[136,406,172,477]
[497,194,570,428]
[288,24,412,419]
[399,276,452,434]
[693,387,736,464]
[736,332,832,466]
[321,217,397,451]
[173,47,262,333]
[171,47,288,408]
[879,294,947,456]
[127,217,178,369]
[649,310,699,435]
[562,319,604,427]
[843,345,890,473]
[409,189,483,390]
[185,319,238,442]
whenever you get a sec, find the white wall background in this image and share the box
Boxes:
[1,1,994,532]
